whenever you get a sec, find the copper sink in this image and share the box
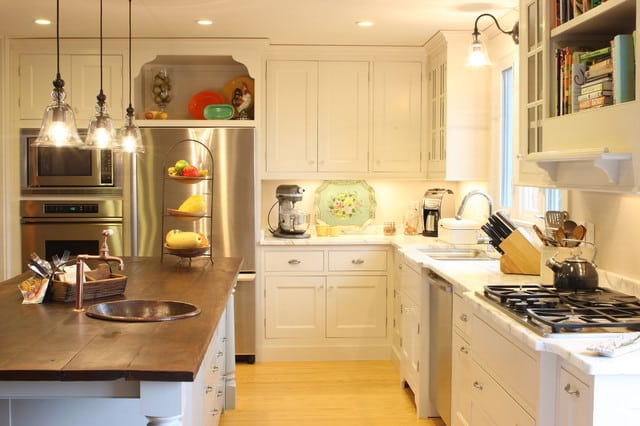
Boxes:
[85,299,200,322]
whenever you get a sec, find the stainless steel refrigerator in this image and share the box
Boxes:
[132,127,256,362]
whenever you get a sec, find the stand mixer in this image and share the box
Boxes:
[268,184,311,239]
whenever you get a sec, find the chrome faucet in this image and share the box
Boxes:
[74,229,125,312]
[455,190,493,220]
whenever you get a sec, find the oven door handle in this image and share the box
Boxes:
[21,218,123,224]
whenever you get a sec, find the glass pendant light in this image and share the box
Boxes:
[85,0,116,149]
[117,0,144,153]
[33,0,84,147]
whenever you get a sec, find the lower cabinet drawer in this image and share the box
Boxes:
[264,250,324,272]
[328,250,387,271]
[471,360,535,426]
[472,314,538,412]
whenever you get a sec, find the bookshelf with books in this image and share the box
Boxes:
[519,0,639,191]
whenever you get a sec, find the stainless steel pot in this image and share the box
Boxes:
[545,241,598,290]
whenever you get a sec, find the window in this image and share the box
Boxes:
[499,67,562,222]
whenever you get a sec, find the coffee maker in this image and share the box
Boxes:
[268,184,311,239]
[422,188,453,237]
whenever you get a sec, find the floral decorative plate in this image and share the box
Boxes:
[314,180,376,229]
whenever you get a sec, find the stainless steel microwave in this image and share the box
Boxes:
[20,128,122,195]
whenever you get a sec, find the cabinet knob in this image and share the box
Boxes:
[211,365,220,372]
[217,390,224,398]
[563,384,580,397]
[288,259,301,265]
[473,381,484,391]
[209,408,220,416]
[205,385,214,394]
[352,258,365,265]
[217,351,224,358]
[459,346,469,354]
[460,313,468,322]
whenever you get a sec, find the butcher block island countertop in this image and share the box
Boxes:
[0,256,241,426]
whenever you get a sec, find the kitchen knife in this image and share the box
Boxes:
[495,211,518,233]
[481,224,505,254]
[488,215,512,240]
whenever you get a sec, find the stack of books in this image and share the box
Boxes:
[578,47,613,111]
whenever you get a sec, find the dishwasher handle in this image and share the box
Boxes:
[426,270,453,292]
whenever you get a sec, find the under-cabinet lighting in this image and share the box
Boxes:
[356,21,374,27]
[196,19,213,26]
[34,18,51,25]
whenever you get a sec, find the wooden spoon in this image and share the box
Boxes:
[555,227,566,247]
[572,225,587,245]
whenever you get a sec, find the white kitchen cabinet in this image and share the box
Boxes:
[518,0,640,191]
[265,60,369,174]
[451,292,472,426]
[425,31,489,181]
[396,252,433,418]
[18,52,123,123]
[265,275,325,339]
[470,311,538,425]
[390,249,403,367]
[372,61,423,174]
[555,365,593,426]
[261,246,389,360]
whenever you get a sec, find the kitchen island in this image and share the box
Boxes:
[0,256,241,426]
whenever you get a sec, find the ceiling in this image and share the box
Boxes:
[1,0,518,47]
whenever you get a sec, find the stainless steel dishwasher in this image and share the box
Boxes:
[427,268,453,426]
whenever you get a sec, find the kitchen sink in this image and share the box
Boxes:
[85,300,201,322]
[417,248,496,261]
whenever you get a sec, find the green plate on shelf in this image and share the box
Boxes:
[314,180,376,229]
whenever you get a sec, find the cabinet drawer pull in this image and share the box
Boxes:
[217,390,224,398]
[473,381,484,391]
[209,408,220,416]
[564,384,580,397]
[459,346,469,354]
[460,313,468,322]
[352,258,365,265]
[205,385,214,394]
[288,259,301,265]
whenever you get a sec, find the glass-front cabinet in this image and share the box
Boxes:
[518,0,639,191]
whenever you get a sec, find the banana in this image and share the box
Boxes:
[178,195,206,214]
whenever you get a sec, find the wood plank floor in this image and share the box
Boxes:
[221,360,446,426]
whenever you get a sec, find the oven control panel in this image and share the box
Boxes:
[44,203,100,214]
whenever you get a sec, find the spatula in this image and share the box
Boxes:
[546,210,569,229]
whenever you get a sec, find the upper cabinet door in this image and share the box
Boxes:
[19,54,71,120]
[19,53,123,123]
[71,54,124,125]
[317,61,369,173]
[266,60,319,173]
[372,61,423,174]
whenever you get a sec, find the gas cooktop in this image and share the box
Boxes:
[479,284,640,337]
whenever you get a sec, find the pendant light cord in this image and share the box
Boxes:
[56,0,60,78]
[99,0,103,92]
[127,0,133,112]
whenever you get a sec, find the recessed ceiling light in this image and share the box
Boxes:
[356,21,374,27]
[34,18,51,25]
[196,19,214,26]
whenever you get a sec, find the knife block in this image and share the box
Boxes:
[498,228,541,275]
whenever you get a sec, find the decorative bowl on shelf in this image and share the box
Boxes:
[167,208,205,221]
[204,104,234,120]
[164,244,210,257]
[188,90,224,119]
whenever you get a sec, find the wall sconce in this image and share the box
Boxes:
[467,13,519,67]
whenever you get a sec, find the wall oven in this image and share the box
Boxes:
[20,128,122,195]
[20,200,124,267]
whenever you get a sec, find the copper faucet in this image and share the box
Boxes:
[74,229,124,312]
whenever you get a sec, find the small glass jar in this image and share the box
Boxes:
[383,221,396,236]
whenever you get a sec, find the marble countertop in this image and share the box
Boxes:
[260,229,640,376]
